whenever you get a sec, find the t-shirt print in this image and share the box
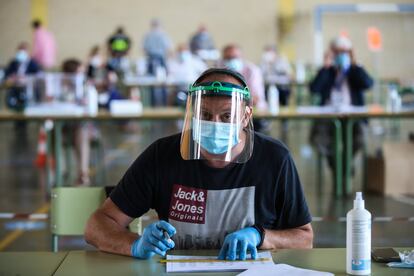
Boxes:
[169,184,207,224]
[168,184,255,250]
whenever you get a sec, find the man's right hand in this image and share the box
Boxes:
[130,220,176,259]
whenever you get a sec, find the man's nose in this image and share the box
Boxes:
[211,115,221,123]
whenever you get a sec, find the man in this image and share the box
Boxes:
[189,25,215,55]
[260,45,293,107]
[143,19,172,106]
[168,44,207,84]
[85,68,313,260]
[143,18,172,60]
[32,19,56,69]
[167,43,207,106]
[5,42,42,110]
[221,44,267,132]
[107,27,131,57]
[5,42,42,133]
[309,36,373,189]
[310,36,373,108]
[221,45,266,110]
[106,27,131,74]
[5,42,41,79]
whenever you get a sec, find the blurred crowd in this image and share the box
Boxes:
[2,19,301,112]
[1,18,374,188]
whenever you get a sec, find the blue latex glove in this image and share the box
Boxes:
[218,227,261,261]
[131,220,176,259]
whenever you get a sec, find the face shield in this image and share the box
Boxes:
[180,81,254,163]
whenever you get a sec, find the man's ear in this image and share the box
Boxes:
[242,106,253,128]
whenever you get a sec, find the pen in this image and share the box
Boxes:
[163,230,172,244]
[159,257,272,263]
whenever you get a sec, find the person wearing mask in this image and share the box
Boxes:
[32,19,56,69]
[189,25,215,55]
[5,42,42,109]
[86,45,105,83]
[5,42,41,80]
[85,68,313,260]
[143,18,172,106]
[260,45,293,107]
[309,36,373,190]
[167,44,207,106]
[107,27,132,74]
[220,44,267,132]
[168,44,207,84]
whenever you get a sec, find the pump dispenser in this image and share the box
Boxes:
[346,192,371,275]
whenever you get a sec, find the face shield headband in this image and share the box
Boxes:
[188,81,251,103]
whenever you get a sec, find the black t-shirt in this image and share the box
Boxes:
[111,132,312,249]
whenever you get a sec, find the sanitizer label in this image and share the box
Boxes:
[351,219,371,271]
[352,259,371,270]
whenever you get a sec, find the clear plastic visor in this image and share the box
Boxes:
[180,89,254,163]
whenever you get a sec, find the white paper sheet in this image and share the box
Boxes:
[237,264,334,276]
[296,105,368,114]
[166,251,274,273]
[24,103,85,116]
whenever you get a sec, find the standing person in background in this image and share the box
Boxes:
[260,45,293,107]
[32,19,56,69]
[220,44,267,132]
[143,18,172,106]
[107,27,132,74]
[309,36,373,190]
[189,25,215,55]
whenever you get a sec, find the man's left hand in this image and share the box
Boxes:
[218,227,261,260]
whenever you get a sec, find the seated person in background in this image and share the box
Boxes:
[167,43,207,106]
[5,42,42,112]
[260,45,293,107]
[5,42,42,133]
[85,46,123,109]
[85,68,313,260]
[5,42,41,79]
[309,36,373,188]
[86,45,106,84]
[168,44,207,83]
[219,44,268,132]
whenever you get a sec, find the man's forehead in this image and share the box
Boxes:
[198,74,243,86]
[200,96,244,111]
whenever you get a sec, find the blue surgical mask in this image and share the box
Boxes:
[335,53,351,71]
[192,118,240,155]
[224,58,243,72]
[15,50,29,63]
[178,51,191,63]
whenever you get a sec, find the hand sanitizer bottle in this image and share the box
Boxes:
[268,84,279,115]
[85,83,98,116]
[346,192,371,275]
